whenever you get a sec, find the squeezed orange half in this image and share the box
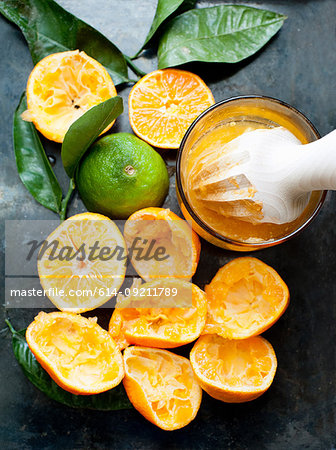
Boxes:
[190,334,277,403]
[123,346,202,430]
[203,257,289,339]
[26,312,124,395]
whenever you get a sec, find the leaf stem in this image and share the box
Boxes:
[124,55,147,77]
[130,50,142,60]
[5,318,16,335]
[60,178,75,222]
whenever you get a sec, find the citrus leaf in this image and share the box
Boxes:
[0,0,130,85]
[158,5,286,68]
[61,96,123,178]
[13,92,62,214]
[137,0,196,53]
[9,324,132,410]
[60,178,76,222]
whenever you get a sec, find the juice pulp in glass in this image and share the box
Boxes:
[184,118,321,243]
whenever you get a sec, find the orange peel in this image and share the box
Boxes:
[109,279,207,350]
[26,50,117,142]
[190,334,277,403]
[124,207,201,282]
[26,311,124,395]
[123,346,202,430]
[204,257,289,339]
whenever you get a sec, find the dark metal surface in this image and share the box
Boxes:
[1,1,336,448]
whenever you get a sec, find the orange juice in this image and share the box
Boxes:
[177,97,325,250]
[183,119,320,243]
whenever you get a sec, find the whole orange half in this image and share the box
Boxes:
[128,69,215,149]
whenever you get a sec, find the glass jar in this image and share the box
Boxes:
[176,96,326,251]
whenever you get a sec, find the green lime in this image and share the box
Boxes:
[76,133,169,219]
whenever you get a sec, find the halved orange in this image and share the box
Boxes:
[124,207,201,281]
[204,257,289,339]
[123,346,202,430]
[128,69,215,148]
[109,279,207,350]
[37,212,127,313]
[26,312,124,395]
[25,50,117,142]
[190,334,277,403]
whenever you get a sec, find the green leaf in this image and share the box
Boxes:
[13,92,62,214]
[60,178,76,222]
[158,5,286,68]
[137,0,196,54]
[0,0,130,85]
[61,96,123,178]
[9,324,132,410]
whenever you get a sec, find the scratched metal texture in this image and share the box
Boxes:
[0,1,335,448]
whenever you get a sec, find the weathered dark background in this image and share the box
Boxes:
[1,1,336,448]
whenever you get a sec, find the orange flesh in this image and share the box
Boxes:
[109,281,207,349]
[27,51,116,142]
[37,213,126,312]
[192,334,276,388]
[27,313,123,392]
[129,69,214,148]
[124,217,194,280]
[124,347,201,428]
[184,119,321,243]
[204,258,289,339]
[124,208,200,281]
